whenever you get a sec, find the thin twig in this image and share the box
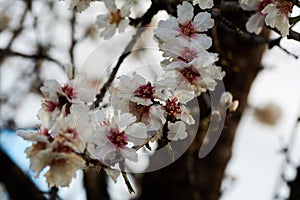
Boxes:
[69,11,77,78]
[93,2,160,107]
[0,48,64,68]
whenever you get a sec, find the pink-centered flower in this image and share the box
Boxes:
[154,1,214,49]
[95,0,130,39]
[68,0,97,13]
[262,0,292,36]
[240,0,292,36]
[86,110,147,166]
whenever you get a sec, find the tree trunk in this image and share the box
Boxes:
[138,4,269,200]
[0,148,46,200]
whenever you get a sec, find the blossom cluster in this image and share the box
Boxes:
[239,0,293,37]
[65,0,296,38]
[18,1,237,190]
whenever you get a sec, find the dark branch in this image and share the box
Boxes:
[69,11,77,78]
[0,48,64,68]
[93,2,160,107]
[0,147,46,200]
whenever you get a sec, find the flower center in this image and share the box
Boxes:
[165,97,181,120]
[276,0,293,15]
[178,47,198,63]
[65,128,78,139]
[133,82,156,99]
[179,22,196,37]
[52,136,73,153]
[108,130,128,148]
[43,100,57,112]
[110,9,123,25]
[62,85,77,99]
[42,128,54,142]
[179,66,200,85]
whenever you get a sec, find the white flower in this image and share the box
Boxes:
[154,1,214,48]
[41,72,94,106]
[155,77,195,104]
[240,0,291,36]
[45,153,86,187]
[40,80,60,101]
[154,79,195,125]
[167,121,188,140]
[219,92,239,112]
[86,110,148,166]
[163,97,195,125]
[17,128,86,187]
[262,1,292,37]
[162,54,224,96]
[69,0,96,13]
[95,0,130,39]
[239,0,271,34]
[193,0,214,9]
[112,73,158,106]
[50,114,86,153]
[110,73,166,131]
[159,37,218,71]
[246,13,266,35]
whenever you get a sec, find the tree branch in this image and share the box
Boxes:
[0,48,64,68]
[93,2,160,106]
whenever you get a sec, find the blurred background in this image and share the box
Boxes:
[1,0,300,199]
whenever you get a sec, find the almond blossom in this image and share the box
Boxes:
[41,72,94,105]
[17,124,86,187]
[161,52,224,96]
[110,73,166,131]
[193,0,214,10]
[86,110,148,166]
[161,94,195,127]
[68,0,97,13]
[240,0,292,36]
[239,0,273,34]
[159,37,218,70]
[154,1,214,49]
[95,0,130,39]
[262,0,292,37]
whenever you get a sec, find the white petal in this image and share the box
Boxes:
[193,12,214,32]
[174,90,195,104]
[192,34,212,49]
[104,168,120,183]
[193,0,214,9]
[77,88,95,103]
[177,1,194,24]
[126,122,148,145]
[116,112,136,128]
[167,121,188,140]
[120,147,138,162]
[239,0,259,10]
[246,13,265,34]
[118,19,128,32]
[104,0,117,11]
[100,24,116,39]
[96,15,109,28]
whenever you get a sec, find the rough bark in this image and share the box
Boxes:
[138,5,269,200]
